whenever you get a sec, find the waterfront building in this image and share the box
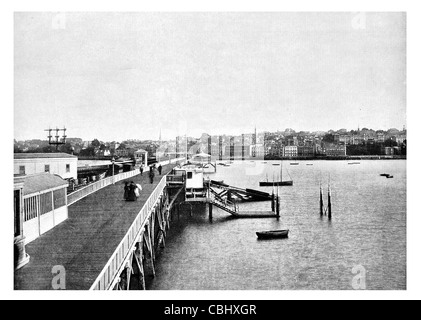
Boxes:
[250,144,266,158]
[376,133,386,143]
[396,134,406,144]
[324,144,347,157]
[298,146,315,157]
[14,153,78,180]
[284,146,298,158]
[383,147,394,155]
[339,135,352,145]
[224,145,251,159]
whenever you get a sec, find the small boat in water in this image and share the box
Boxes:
[290,163,299,166]
[380,173,394,178]
[348,162,361,165]
[260,181,293,187]
[256,229,289,240]
[272,164,281,166]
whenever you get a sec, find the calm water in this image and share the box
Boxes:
[149,160,406,290]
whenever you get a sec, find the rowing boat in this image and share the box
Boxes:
[256,229,289,240]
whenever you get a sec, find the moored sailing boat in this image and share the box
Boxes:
[260,162,293,187]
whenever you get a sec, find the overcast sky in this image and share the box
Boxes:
[14,12,406,141]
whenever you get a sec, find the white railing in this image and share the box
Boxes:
[67,170,139,206]
[89,176,167,290]
[68,157,185,206]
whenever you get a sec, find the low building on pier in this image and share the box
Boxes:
[14,153,78,181]
[17,173,69,244]
[14,176,29,270]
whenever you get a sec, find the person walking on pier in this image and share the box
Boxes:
[127,181,137,201]
[149,166,155,184]
[140,165,144,176]
[123,182,130,200]
[158,164,162,175]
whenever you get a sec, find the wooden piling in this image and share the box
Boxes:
[328,188,332,220]
[271,193,275,212]
[319,186,324,216]
[209,203,213,221]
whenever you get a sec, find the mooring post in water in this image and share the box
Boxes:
[319,185,324,216]
[328,186,332,220]
[276,195,280,218]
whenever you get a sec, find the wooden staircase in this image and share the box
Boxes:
[210,193,239,216]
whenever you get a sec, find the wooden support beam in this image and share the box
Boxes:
[209,203,213,221]
[143,226,156,278]
[150,211,156,260]
[125,254,133,290]
[133,245,146,290]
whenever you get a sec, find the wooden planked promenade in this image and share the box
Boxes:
[14,164,177,290]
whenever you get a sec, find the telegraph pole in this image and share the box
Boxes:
[45,127,67,151]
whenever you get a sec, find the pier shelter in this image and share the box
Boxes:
[14,176,29,269]
[19,173,69,244]
[134,149,148,168]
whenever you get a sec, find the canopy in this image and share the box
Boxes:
[21,173,68,196]
[192,152,211,159]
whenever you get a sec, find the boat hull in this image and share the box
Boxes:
[259,181,293,187]
[256,230,289,239]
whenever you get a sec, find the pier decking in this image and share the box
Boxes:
[14,164,177,290]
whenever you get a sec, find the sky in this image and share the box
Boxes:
[14,12,406,142]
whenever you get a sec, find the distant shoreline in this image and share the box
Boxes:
[265,156,406,161]
[216,156,407,161]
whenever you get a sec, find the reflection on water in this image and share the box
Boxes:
[149,160,406,290]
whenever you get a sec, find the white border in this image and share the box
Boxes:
[2,0,420,300]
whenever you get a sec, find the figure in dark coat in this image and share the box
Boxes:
[127,181,137,201]
[124,182,130,200]
[140,165,144,176]
[158,165,162,175]
[149,167,155,184]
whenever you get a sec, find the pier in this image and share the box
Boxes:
[182,180,279,219]
[14,160,281,290]
[14,162,185,290]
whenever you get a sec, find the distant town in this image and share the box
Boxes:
[14,126,407,160]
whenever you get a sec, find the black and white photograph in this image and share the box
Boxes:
[4,1,420,302]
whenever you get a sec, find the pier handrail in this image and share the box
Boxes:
[89,175,167,290]
[67,169,140,206]
[68,157,186,206]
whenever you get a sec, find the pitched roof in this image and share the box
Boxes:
[21,173,68,196]
[14,153,77,159]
